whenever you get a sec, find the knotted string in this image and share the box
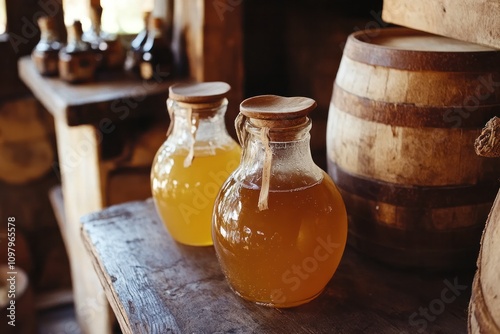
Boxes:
[184,108,199,167]
[259,127,272,210]
[235,113,272,211]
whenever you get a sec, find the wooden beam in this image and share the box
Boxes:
[382,0,500,49]
[172,0,244,137]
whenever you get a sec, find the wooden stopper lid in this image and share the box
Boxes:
[169,81,231,104]
[240,95,316,127]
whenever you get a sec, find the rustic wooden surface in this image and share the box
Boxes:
[382,0,500,49]
[17,56,173,126]
[469,189,500,333]
[82,199,471,334]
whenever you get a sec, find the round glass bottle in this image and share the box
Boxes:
[124,11,151,76]
[212,95,348,307]
[32,16,62,76]
[58,21,97,83]
[83,4,125,70]
[151,82,241,246]
[140,17,173,81]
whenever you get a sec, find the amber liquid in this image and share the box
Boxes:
[213,172,348,307]
[151,143,241,246]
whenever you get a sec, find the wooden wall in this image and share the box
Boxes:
[244,0,384,169]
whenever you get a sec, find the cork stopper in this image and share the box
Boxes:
[67,21,84,42]
[38,16,56,31]
[240,95,317,128]
[169,82,231,104]
[89,4,103,26]
[143,11,151,26]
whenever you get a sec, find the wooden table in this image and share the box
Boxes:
[81,199,472,334]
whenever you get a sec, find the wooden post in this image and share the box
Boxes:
[172,0,244,136]
[54,120,111,334]
[382,0,500,49]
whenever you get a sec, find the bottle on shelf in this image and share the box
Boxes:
[151,82,241,246]
[58,21,97,83]
[140,17,173,81]
[212,95,348,307]
[124,11,151,76]
[32,16,62,76]
[83,4,125,70]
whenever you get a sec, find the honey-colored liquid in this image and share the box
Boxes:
[151,143,241,246]
[213,172,348,307]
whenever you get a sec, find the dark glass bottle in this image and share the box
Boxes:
[58,21,97,83]
[124,11,151,76]
[83,4,125,70]
[32,16,62,76]
[140,17,173,81]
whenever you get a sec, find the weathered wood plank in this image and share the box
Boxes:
[382,0,500,49]
[81,199,471,334]
[469,189,500,333]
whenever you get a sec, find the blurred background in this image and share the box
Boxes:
[0,0,384,332]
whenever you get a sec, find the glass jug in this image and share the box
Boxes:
[212,95,348,307]
[151,82,241,246]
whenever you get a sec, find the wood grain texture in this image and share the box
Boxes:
[327,106,499,186]
[332,84,499,129]
[382,0,500,49]
[343,28,500,71]
[335,56,500,107]
[54,119,111,334]
[81,199,471,334]
[469,190,500,333]
[169,81,230,103]
[327,27,500,269]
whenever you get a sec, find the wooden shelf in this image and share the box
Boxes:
[17,57,174,126]
[81,199,471,334]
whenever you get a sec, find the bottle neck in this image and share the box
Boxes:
[237,118,323,190]
[40,29,58,43]
[66,29,89,52]
[167,99,234,149]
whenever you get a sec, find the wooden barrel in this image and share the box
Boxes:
[469,190,500,333]
[327,28,500,270]
[469,119,500,333]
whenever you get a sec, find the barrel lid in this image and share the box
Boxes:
[240,95,316,121]
[169,81,231,103]
[344,28,500,72]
